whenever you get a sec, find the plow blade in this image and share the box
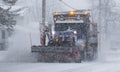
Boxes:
[31,46,74,53]
[31,46,81,63]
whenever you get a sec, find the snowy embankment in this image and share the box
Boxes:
[1,22,40,62]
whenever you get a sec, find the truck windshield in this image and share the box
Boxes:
[55,23,86,31]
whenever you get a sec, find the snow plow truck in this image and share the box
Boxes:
[31,10,98,62]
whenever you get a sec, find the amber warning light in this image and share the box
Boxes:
[69,10,75,15]
[84,11,89,15]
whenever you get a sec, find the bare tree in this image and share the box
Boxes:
[0,0,21,36]
[92,0,120,35]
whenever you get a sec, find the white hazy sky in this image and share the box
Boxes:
[16,0,92,10]
[64,0,92,10]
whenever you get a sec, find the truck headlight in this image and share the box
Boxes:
[74,31,77,34]
[52,31,55,35]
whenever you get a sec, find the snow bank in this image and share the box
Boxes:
[4,23,40,62]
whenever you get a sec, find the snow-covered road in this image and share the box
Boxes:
[0,62,120,72]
